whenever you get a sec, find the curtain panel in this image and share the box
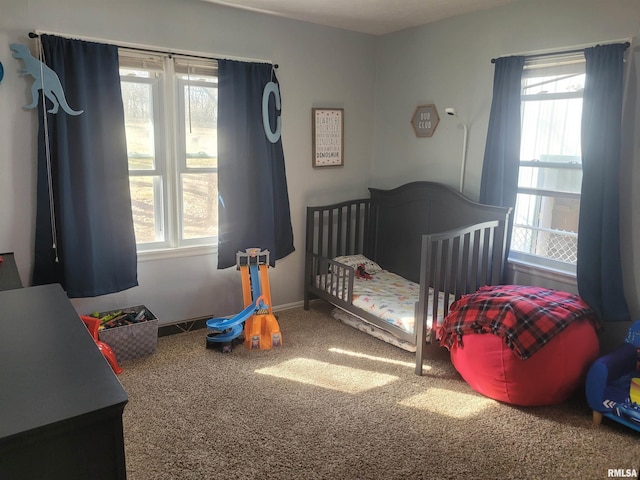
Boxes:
[33,35,138,297]
[216,60,295,269]
[479,55,525,209]
[479,55,524,276]
[577,43,630,322]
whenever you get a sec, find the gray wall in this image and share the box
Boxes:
[2,0,640,333]
[0,0,376,323]
[373,0,640,328]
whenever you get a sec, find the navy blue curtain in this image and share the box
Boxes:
[216,60,295,269]
[577,43,630,322]
[33,35,138,297]
[479,56,525,208]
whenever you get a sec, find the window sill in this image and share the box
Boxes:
[137,244,217,262]
[508,257,577,285]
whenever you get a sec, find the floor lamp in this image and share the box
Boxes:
[445,107,468,194]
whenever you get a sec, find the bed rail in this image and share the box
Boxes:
[305,255,356,309]
[304,198,371,309]
[415,219,508,375]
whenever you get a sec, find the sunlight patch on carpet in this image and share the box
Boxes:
[255,358,398,394]
[328,347,430,371]
[398,387,496,418]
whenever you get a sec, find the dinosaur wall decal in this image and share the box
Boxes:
[10,43,83,116]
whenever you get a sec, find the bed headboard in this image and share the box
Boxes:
[368,182,511,283]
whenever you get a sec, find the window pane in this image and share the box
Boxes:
[184,83,218,168]
[515,64,584,269]
[517,166,582,194]
[522,72,585,95]
[120,68,152,78]
[181,173,217,239]
[130,176,164,244]
[521,97,582,160]
[511,193,579,264]
[121,80,156,170]
[121,51,219,250]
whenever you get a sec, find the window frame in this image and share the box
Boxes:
[508,56,586,276]
[119,49,219,256]
[122,71,170,250]
[175,74,219,247]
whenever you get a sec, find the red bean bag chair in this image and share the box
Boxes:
[439,285,600,406]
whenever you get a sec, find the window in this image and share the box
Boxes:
[119,50,218,252]
[510,56,585,274]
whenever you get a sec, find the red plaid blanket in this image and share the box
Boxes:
[439,285,598,360]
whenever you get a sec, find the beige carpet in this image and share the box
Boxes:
[118,301,639,480]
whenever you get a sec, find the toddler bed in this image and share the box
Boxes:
[303,181,511,374]
[313,256,449,351]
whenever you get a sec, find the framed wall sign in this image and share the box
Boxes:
[312,108,344,167]
[411,104,439,137]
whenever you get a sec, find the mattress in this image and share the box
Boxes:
[317,270,450,336]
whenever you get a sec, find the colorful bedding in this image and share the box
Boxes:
[317,270,449,335]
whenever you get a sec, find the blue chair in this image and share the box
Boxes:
[586,321,640,432]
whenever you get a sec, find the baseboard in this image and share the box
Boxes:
[157,300,306,337]
[158,316,210,337]
[273,300,305,312]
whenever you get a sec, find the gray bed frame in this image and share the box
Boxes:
[303,181,512,375]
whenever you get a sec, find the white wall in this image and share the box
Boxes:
[0,0,376,323]
[373,0,640,321]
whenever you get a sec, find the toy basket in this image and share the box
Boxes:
[96,305,158,362]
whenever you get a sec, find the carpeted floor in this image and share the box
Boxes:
[118,301,639,480]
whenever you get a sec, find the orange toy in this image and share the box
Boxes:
[239,249,282,350]
[80,315,123,374]
[206,249,282,351]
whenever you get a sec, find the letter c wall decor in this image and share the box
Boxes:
[262,81,282,143]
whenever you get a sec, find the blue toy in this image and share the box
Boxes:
[586,320,640,432]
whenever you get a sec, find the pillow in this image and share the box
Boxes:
[332,254,382,273]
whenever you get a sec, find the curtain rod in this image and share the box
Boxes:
[491,41,630,63]
[28,31,279,69]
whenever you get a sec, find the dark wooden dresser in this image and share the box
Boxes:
[0,252,23,291]
[0,284,128,479]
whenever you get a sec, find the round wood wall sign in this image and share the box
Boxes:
[411,104,439,137]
